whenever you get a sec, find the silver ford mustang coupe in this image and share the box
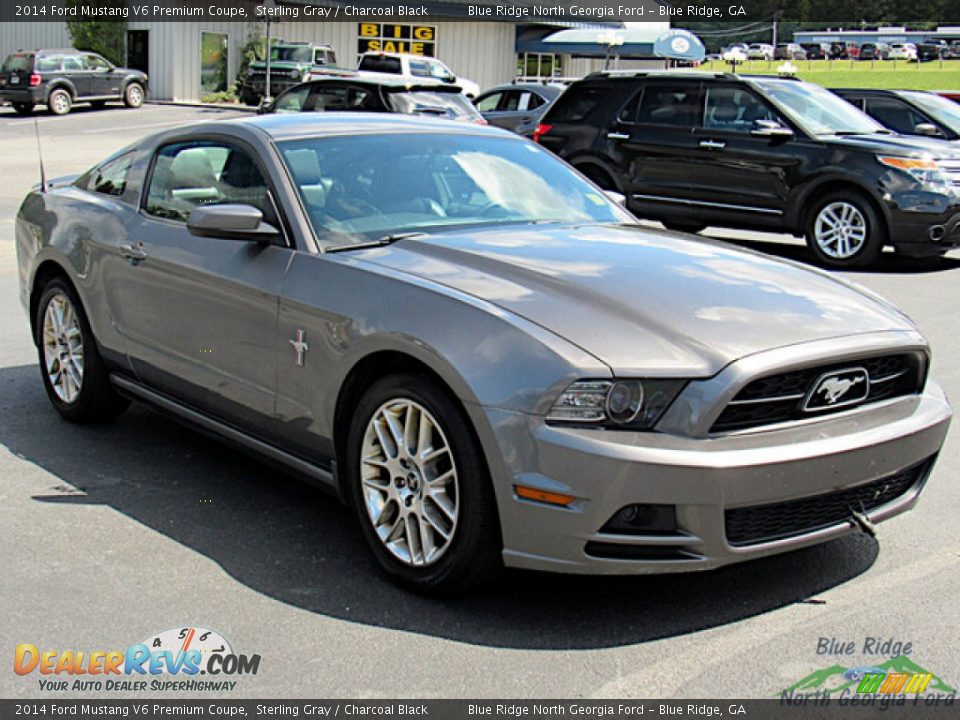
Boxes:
[16,113,952,593]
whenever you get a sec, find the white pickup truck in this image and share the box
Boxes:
[355,52,480,98]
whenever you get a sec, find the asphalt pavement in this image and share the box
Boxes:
[1,103,958,699]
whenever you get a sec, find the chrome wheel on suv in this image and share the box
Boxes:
[124,82,144,108]
[806,192,882,268]
[814,201,867,259]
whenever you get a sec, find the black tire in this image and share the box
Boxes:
[805,191,883,269]
[123,82,145,108]
[663,221,707,234]
[47,88,72,115]
[12,102,34,116]
[241,89,259,106]
[35,279,129,423]
[345,373,501,595]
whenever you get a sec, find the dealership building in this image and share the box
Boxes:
[0,1,698,101]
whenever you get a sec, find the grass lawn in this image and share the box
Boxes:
[695,59,960,91]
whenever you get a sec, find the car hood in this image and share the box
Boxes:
[822,132,960,157]
[353,224,915,376]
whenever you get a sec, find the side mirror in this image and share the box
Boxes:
[187,204,279,242]
[257,100,274,114]
[751,119,794,139]
[914,123,943,138]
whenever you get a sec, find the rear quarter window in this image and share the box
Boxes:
[359,55,402,73]
[546,84,614,123]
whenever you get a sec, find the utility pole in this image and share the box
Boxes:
[263,0,276,106]
[772,15,779,48]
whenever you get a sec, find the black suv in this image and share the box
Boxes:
[835,88,960,141]
[535,71,960,267]
[0,48,147,116]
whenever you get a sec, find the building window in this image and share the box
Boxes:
[517,52,561,80]
[200,31,228,95]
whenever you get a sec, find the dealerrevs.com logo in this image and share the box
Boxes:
[14,626,261,692]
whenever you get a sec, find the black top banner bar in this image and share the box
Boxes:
[4,0,960,23]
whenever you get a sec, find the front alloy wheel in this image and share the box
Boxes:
[35,279,128,422]
[360,399,459,566]
[347,374,501,594]
[42,292,84,404]
[124,83,144,108]
[806,192,882,268]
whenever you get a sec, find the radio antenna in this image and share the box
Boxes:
[33,117,47,193]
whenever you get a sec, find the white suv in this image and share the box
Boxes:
[357,52,480,98]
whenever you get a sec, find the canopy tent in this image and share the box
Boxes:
[529,26,706,62]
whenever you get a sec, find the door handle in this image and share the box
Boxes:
[120,242,147,262]
[607,132,630,140]
[699,139,726,150]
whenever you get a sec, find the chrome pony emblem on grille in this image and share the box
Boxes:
[803,367,870,412]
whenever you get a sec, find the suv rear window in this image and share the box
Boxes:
[359,55,402,73]
[2,53,32,72]
[637,84,702,126]
[547,84,611,123]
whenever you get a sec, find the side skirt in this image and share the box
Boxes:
[110,374,341,500]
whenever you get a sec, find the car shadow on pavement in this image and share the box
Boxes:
[2,363,880,651]
[711,234,960,274]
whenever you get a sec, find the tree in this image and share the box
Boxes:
[65,0,126,66]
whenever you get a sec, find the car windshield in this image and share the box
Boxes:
[902,91,960,132]
[279,133,627,248]
[271,46,312,63]
[387,91,481,121]
[754,78,885,136]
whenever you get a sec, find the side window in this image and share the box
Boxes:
[636,83,703,127]
[618,88,644,123]
[86,152,135,198]
[865,98,927,135]
[524,93,544,111]
[35,56,62,72]
[703,87,779,132]
[62,55,83,71]
[274,86,310,113]
[83,54,110,71]
[475,92,503,112]
[408,60,431,77]
[145,141,277,226]
[548,85,611,123]
[501,91,522,112]
[304,86,372,111]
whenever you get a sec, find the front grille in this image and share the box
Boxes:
[725,458,932,547]
[710,353,923,433]
[937,158,960,186]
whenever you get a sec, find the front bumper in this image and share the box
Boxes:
[885,186,960,256]
[485,379,951,575]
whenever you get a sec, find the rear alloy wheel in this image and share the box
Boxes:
[35,279,128,422]
[806,192,882,268]
[47,88,72,115]
[123,82,144,108]
[347,374,501,594]
[13,102,34,116]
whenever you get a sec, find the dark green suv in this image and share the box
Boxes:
[240,42,338,105]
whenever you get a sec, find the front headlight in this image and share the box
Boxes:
[877,155,948,187]
[546,379,685,430]
[290,69,301,80]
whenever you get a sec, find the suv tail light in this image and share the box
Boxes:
[532,122,552,144]
[29,73,41,87]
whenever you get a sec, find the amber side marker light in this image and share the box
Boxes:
[515,485,576,507]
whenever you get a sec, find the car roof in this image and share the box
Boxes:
[296,76,456,91]
[222,111,512,141]
[483,83,562,96]
[833,88,925,96]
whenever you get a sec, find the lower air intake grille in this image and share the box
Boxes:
[724,458,932,547]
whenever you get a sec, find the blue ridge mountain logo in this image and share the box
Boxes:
[781,655,955,698]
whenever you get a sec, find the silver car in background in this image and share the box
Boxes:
[16,114,951,593]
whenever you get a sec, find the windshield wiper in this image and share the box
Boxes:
[326,232,426,253]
